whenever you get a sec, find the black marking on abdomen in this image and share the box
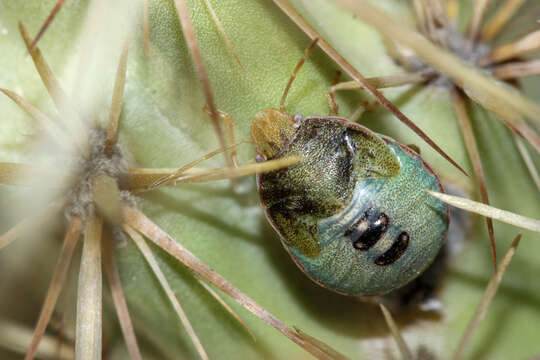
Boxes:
[375,231,410,266]
[345,208,389,250]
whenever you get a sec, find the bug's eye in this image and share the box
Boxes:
[375,231,410,266]
[293,114,303,127]
[345,210,389,250]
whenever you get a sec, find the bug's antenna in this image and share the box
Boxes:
[279,37,319,111]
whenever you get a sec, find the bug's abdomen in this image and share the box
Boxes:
[291,140,448,296]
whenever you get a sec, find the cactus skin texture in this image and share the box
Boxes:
[0,0,539,359]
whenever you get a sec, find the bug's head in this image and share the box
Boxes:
[251,109,299,160]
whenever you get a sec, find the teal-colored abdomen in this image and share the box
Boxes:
[258,117,448,297]
[290,140,448,296]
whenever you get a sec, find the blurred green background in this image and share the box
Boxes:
[0,0,539,358]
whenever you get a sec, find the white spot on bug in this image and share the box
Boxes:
[293,114,303,128]
[419,297,443,312]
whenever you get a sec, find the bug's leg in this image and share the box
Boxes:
[326,71,342,116]
[280,38,319,111]
[203,106,239,168]
[349,100,379,123]
[144,138,248,190]
[332,71,434,94]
